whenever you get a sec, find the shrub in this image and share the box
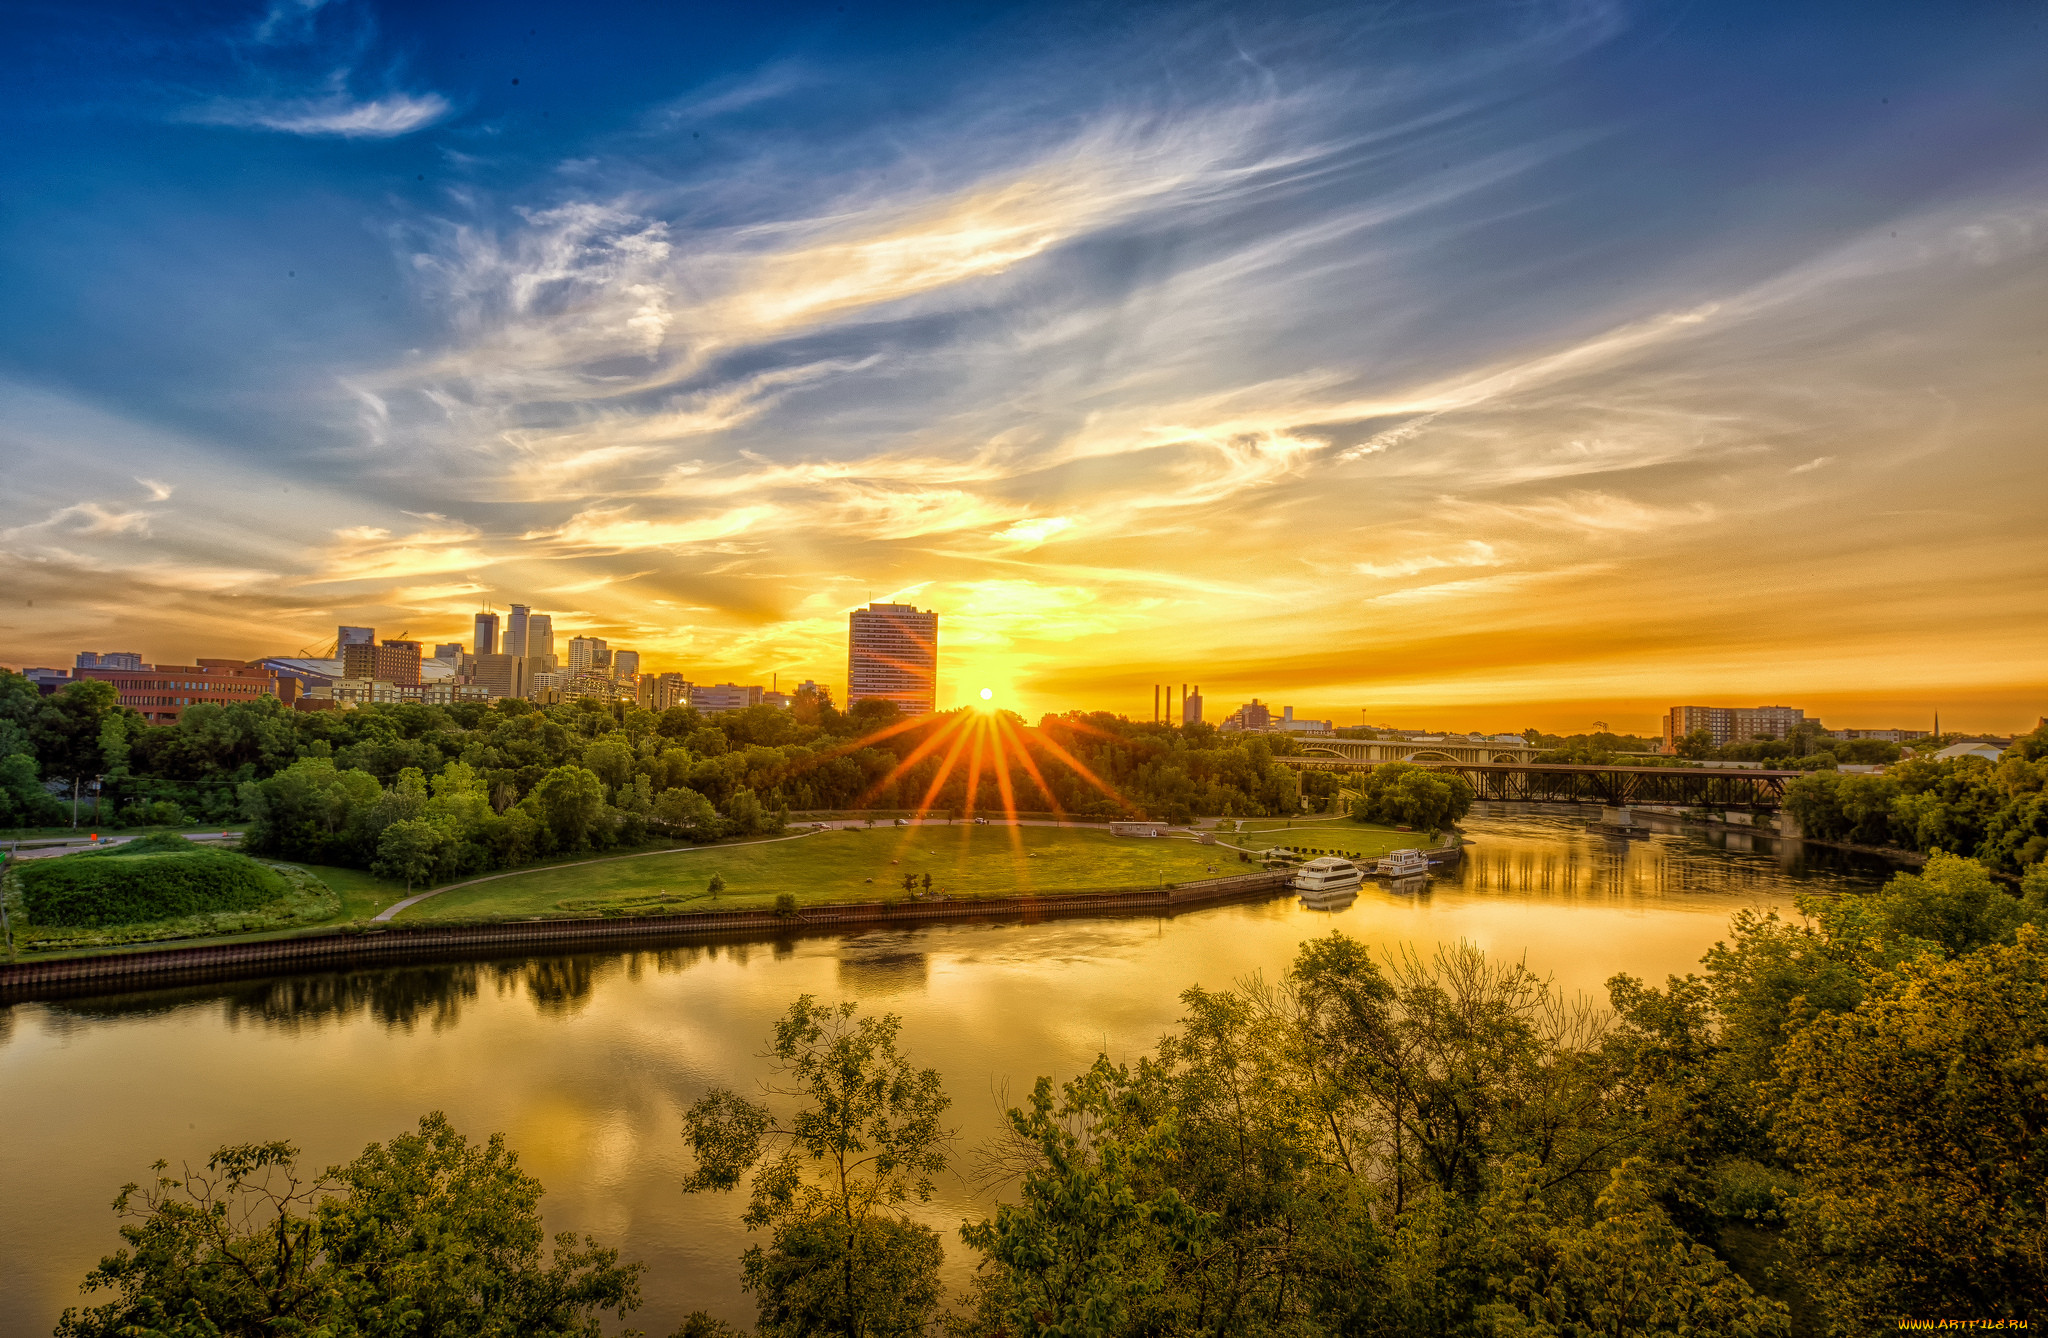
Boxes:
[774,892,797,918]
[18,848,287,927]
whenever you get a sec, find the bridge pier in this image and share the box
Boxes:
[1595,806,1649,837]
[1775,811,1803,840]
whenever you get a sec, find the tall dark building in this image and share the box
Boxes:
[847,603,938,715]
[474,611,500,657]
[506,604,530,658]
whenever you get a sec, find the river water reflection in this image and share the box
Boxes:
[0,811,1899,1336]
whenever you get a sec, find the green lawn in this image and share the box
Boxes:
[1221,816,1416,857]
[279,863,412,922]
[400,824,1256,921]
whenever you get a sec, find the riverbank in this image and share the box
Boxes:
[0,869,1292,1002]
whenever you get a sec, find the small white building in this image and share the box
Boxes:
[1932,741,2006,764]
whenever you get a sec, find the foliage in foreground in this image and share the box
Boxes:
[58,1113,642,1338]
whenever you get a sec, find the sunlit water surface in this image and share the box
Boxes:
[0,811,1897,1335]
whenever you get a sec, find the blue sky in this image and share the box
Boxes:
[3,0,2045,729]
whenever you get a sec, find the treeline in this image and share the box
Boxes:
[1785,725,2048,871]
[68,855,2048,1336]
[1665,721,1906,770]
[0,673,1316,876]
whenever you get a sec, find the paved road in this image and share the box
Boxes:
[3,831,244,861]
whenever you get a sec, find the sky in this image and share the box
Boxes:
[2,0,2045,733]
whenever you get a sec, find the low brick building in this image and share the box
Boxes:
[73,663,280,725]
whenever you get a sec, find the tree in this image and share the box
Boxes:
[1773,926,2048,1330]
[373,818,443,892]
[56,1113,642,1338]
[960,1061,1196,1337]
[32,678,125,791]
[527,766,606,850]
[654,786,722,839]
[683,997,951,1338]
[1472,1157,1790,1336]
[1350,762,1475,832]
[1674,728,1714,760]
[581,736,635,793]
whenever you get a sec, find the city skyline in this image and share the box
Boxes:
[1,1,2045,732]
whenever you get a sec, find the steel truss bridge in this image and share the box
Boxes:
[1277,758,1801,810]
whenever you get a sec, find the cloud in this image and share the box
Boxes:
[1354,541,1500,579]
[190,90,451,138]
[3,501,155,540]
[1791,455,1834,474]
[136,478,175,501]
[996,516,1074,546]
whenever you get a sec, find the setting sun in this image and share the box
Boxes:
[979,687,994,702]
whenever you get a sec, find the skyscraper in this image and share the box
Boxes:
[527,613,554,663]
[568,636,610,673]
[613,649,640,680]
[506,604,529,658]
[847,603,939,715]
[473,611,499,657]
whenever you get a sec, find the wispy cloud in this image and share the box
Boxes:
[189,89,450,137]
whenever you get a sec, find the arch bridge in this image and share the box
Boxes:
[1294,737,1540,766]
[1277,757,1801,811]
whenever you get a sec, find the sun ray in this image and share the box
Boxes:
[985,718,1031,876]
[851,710,973,809]
[912,718,975,819]
[1027,726,1134,812]
[996,712,1068,823]
[961,712,988,819]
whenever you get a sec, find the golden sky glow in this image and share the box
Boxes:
[2,4,2044,734]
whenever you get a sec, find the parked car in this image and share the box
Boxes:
[893,817,909,826]
[973,817,989,825]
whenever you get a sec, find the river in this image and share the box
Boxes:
[0,810,1901,1335]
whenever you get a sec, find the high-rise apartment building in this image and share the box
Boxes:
[650,673,690,711]
[374,640,423,687]
[1662,704,1809,751]
[506,604,530,658]
[75,651,144,671]
[527,614,554,662]
[473,611,499,657]
[847,603,938,715]
[340,641,377,680]
[612,649,640,680]
[568,636,610,673]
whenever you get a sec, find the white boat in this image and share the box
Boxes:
[1292,856,1364,895]
[1375,849,1431,878]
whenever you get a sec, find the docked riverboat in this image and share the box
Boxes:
[1375,848,1431,878]
[1292,856,1365,895]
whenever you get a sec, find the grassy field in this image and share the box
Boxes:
[402,824,1256,921]
[1223,816,1418,857]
